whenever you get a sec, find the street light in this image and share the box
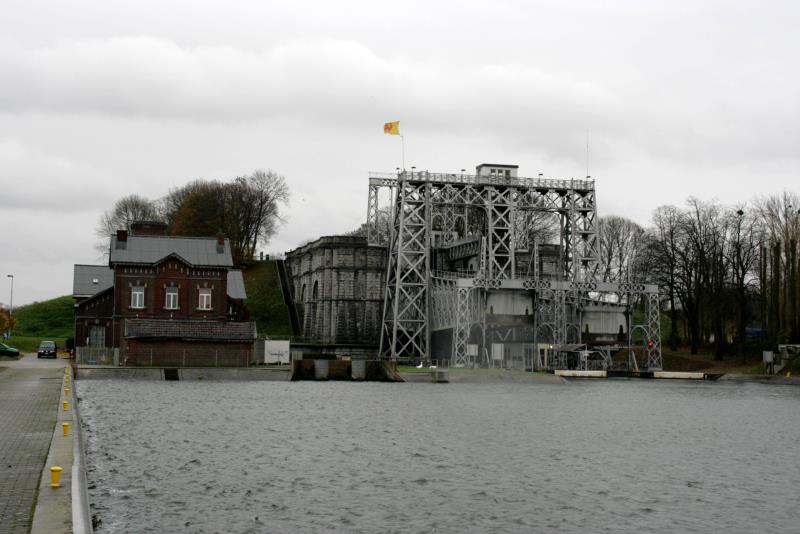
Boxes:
[5,274,12,339]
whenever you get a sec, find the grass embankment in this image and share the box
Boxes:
[6,295,73,354]
[13,295,74,337]
[241,260,293,337]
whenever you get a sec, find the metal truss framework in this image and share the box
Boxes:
[379,180,430,360]
[646,292,662,369]
[370,170,662,370]
[452,283,484,367]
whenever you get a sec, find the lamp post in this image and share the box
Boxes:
[5,274,13,339]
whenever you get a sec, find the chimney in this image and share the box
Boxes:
[216,234,225,254]
[116,230,128,250]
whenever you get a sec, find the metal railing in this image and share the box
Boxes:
[76,346,254,367]
[75,347,119,366]
[432,270,478,280]
[369,171,595,191]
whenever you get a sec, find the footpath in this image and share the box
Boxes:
[0,354,87,534]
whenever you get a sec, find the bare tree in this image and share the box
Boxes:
[235,170,290,259]
[682,197,731,358]
[597,215,646,283]
[725,206,761,361]
[754,190,800,343]
[95,194,161,255]
[644,205,684,350]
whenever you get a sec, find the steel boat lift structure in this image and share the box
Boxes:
[366,164,662,371]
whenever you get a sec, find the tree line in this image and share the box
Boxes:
[96,170,289,266]
[597,190,799,359]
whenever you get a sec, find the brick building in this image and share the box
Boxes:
[73,223,256,366]
[284,235,386,358]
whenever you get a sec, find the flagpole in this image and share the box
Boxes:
[401,135,405,170]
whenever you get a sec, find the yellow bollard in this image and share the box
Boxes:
[65,387,70,396]
[62,422,70,437]
[63,400,69,411]
[50,466,63,487]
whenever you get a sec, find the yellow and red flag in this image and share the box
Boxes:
[383,121,400,135]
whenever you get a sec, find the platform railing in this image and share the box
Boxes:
[369,171,595,191]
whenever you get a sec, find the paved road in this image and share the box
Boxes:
[0,354,66,534]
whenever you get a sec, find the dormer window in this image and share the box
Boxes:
[165,287,179,310]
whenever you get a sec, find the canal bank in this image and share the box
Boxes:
[0,354,89,534]
[30,364,91,534]
[75,366,291,381]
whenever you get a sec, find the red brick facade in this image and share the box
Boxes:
[74,232,254,366]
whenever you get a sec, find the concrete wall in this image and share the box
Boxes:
[285,236,387,345]
[76,367,290,380]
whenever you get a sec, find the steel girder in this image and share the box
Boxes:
[452,285,482,367]
[379,181,431,360]
[430,276,456,330]
[645,292,663,370]
[366,184,380,245]
[486,187,516,279]
[369,172,658,366]
[368,175,600,278]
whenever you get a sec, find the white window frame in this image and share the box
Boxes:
[131,286,145,309]
[89,326,105,347]
[198,288,212,310]
[165,287,179,310]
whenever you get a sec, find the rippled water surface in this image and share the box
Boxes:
[77,379,800,533]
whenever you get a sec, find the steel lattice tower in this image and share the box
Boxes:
[367,167,662,370]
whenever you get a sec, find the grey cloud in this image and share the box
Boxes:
[0,139,116,211]
[3,35,796,170]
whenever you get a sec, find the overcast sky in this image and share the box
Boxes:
[1,0,798,306]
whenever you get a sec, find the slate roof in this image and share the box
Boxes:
[75,256,246,300]
[73,265,114,297]
[227,270,247,300]
[110,235,233,267]
[124,319,257,341]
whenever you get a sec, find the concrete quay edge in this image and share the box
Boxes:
[30,366,91,534]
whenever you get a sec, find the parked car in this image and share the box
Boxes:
[37,341,58,359]
[0,343,20,357]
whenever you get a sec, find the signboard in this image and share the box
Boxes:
[491,343,504,361]
[265,340,291,364]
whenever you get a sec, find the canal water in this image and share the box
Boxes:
[77,379,800,533]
